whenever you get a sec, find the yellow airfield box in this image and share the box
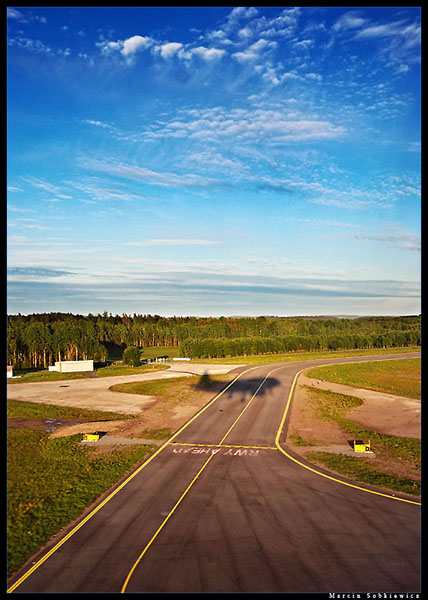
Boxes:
[82,433,100,442]
[353,440,372,453]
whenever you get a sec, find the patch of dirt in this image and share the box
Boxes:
[44,383,227,447]
[298,375,420,438]
[287,375,420,482]
[7,417,84,432]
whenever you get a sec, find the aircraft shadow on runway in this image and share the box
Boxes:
[192,373,281,402]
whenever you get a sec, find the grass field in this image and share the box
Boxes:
[306,385,420,464]
[109,373,233,408]
[140,346,182,359]
[7,350,421,577]
[7,426,155,577]
[8,347,419,383]
[305,357,420,399]
[190,346,419,364]
[298,381,421,496]
[7,362,169,384]
[304,451,420,496]
[7,399,136,422]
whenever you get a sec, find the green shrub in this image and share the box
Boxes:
[122,346,142,367]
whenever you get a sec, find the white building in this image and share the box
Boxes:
[54,360,94,373]
[7,366,13,378]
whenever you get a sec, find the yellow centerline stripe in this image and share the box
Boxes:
[217,366,283,444]
[121,366,281,593]
[9,357,420,594]
[274,368,422,507]
[7,364,262,594]
[120,451,218,593]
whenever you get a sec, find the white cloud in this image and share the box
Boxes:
[22,176,60,194]
[227,7,259,23]
[79,157,218,189]
[352,232,420,252]
[293,38,313,50]
[7,8,26,20]
[84,119,114,129]
[232,38,277,62]
[124,239,219,247]
[121,35,152,56]
[142,106,345,145]
[333,11,367,32]
[354,20,408,40]
[7,36,52,55]
[157,42,183,58]
[187,46,226,61]
[98,35,152,61]
[353,18,421,69]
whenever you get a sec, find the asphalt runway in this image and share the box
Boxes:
[8,353,421,594]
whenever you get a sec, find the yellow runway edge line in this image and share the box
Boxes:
[7,365,261,594]
[120,365,283,592]
[8,359,421,593]
[274,369,422,507]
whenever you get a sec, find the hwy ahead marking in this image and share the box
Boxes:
[121,365,283,592]
[169,442,277,457]
[8,357,421,595]
[8,364,262,594]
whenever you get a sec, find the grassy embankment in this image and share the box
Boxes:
[7,401,158,578]
[7,353,420,576]
[294,358,421,496]
[7,371,231,577]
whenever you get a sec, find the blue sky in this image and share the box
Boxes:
[7,6,421,317]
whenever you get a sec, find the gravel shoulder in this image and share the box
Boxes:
[9,361,420,478]
[287,374,420,481]
[8,363,244,447]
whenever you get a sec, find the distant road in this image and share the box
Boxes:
[7,362,244,414]
[8,352,420,593]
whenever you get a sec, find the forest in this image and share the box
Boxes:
[7,312,421,368]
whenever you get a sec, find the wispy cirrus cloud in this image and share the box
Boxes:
[22,176,61,194]
[351,231,420,253]
[124,239,219,247]
[78,157,219,189]
[333,11,368,32]
[7,7,47,24]
[84,119,116,129]
[331,10,421,71]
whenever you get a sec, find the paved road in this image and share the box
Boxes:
[8,353,421,593]
[7,363,244,415]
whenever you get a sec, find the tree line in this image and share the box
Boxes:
[7,312,420,368]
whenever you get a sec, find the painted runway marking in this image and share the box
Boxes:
[171,446,270,456]
[169,442,277,456]
[8,364,263,594]
[121,365,283,593]
[275,367,422,507]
